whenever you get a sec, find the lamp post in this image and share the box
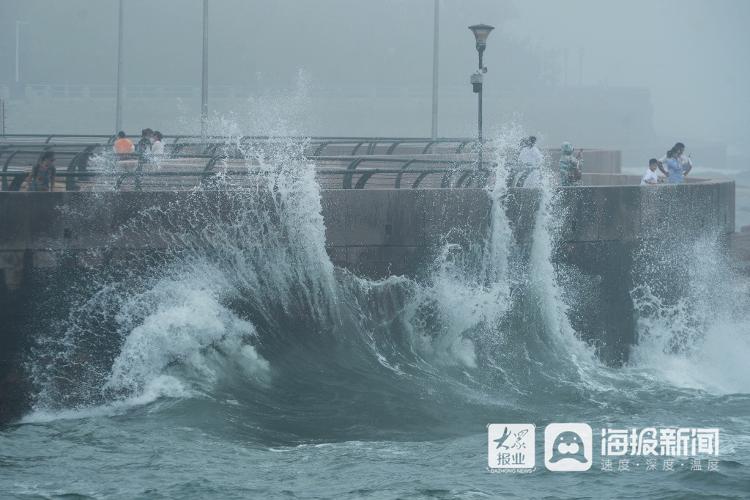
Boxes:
[431,0,439,140]
[115,0,124,134]
[468,23,493,166]
[201,0,209,141]
[15,21,29,84]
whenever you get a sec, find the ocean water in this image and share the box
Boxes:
[1,127,749,499]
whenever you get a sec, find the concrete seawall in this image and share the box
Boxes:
[0,178,736,422]
[0,177,734,277]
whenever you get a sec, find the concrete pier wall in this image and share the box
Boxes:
[0,178,736,422]
[0,178,734,260]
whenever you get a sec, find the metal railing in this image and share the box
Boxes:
[0,135,478,156]
[0,149,493,192]
[0,137,488,192]
[1,145,98,191]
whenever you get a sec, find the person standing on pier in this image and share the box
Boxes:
[559,142,583,186]
[27,151,56,192]
[657,142,692,179]
[640,158,663,185]
[135,128,153,155]
[515,136,544,187]
[662,148,685,184]
[113,131,135,154]
[150,131,165,156]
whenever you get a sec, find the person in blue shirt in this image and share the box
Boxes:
[662,149,684,184]
[657,142,692,184]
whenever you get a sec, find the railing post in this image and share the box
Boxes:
[135,154,144,191]
[115,0,124,134]
[201,0,209,140]
[1,98,5,136]
[431,0,439,140]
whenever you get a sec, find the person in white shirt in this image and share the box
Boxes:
[151,130,164,156]
[150,130,165,156]
[514,136,544,187]
[641,158,662,185]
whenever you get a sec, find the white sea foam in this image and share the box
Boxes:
[22,375,192,423]
[104,282,268,394]
[630,237,750,394]
[30,103,336,416]
[397,128,523,369]
[522,134,601,380]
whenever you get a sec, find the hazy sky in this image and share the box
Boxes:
[506,0,750,147]
[1,0,748,154]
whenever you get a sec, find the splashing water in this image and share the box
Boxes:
[7,114,750,498]
[29,123,617,419]
[30,117,336,414]
[630,235,750,394]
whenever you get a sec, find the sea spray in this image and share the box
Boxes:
[350,126,603,391]
[27,121,717,428]
[29,123,334,412]
[630,234,750,394]
[526,152,596,364]
[391,127,525,370]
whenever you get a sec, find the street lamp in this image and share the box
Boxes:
[201,0,209,140]
[15,21,29,83]
[468,23,494,166]
[431,0,440,140]
[115,0,124,134]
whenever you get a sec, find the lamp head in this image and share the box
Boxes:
[469,24,494,52]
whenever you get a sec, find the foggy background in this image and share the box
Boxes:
[1,0,749,173]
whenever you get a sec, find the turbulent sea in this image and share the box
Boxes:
[1,130,749,499]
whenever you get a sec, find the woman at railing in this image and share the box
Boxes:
[27,151,56,192]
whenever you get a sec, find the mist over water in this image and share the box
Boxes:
[2,108,749,497]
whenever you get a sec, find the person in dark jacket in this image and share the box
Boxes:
[135,128,153,155]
